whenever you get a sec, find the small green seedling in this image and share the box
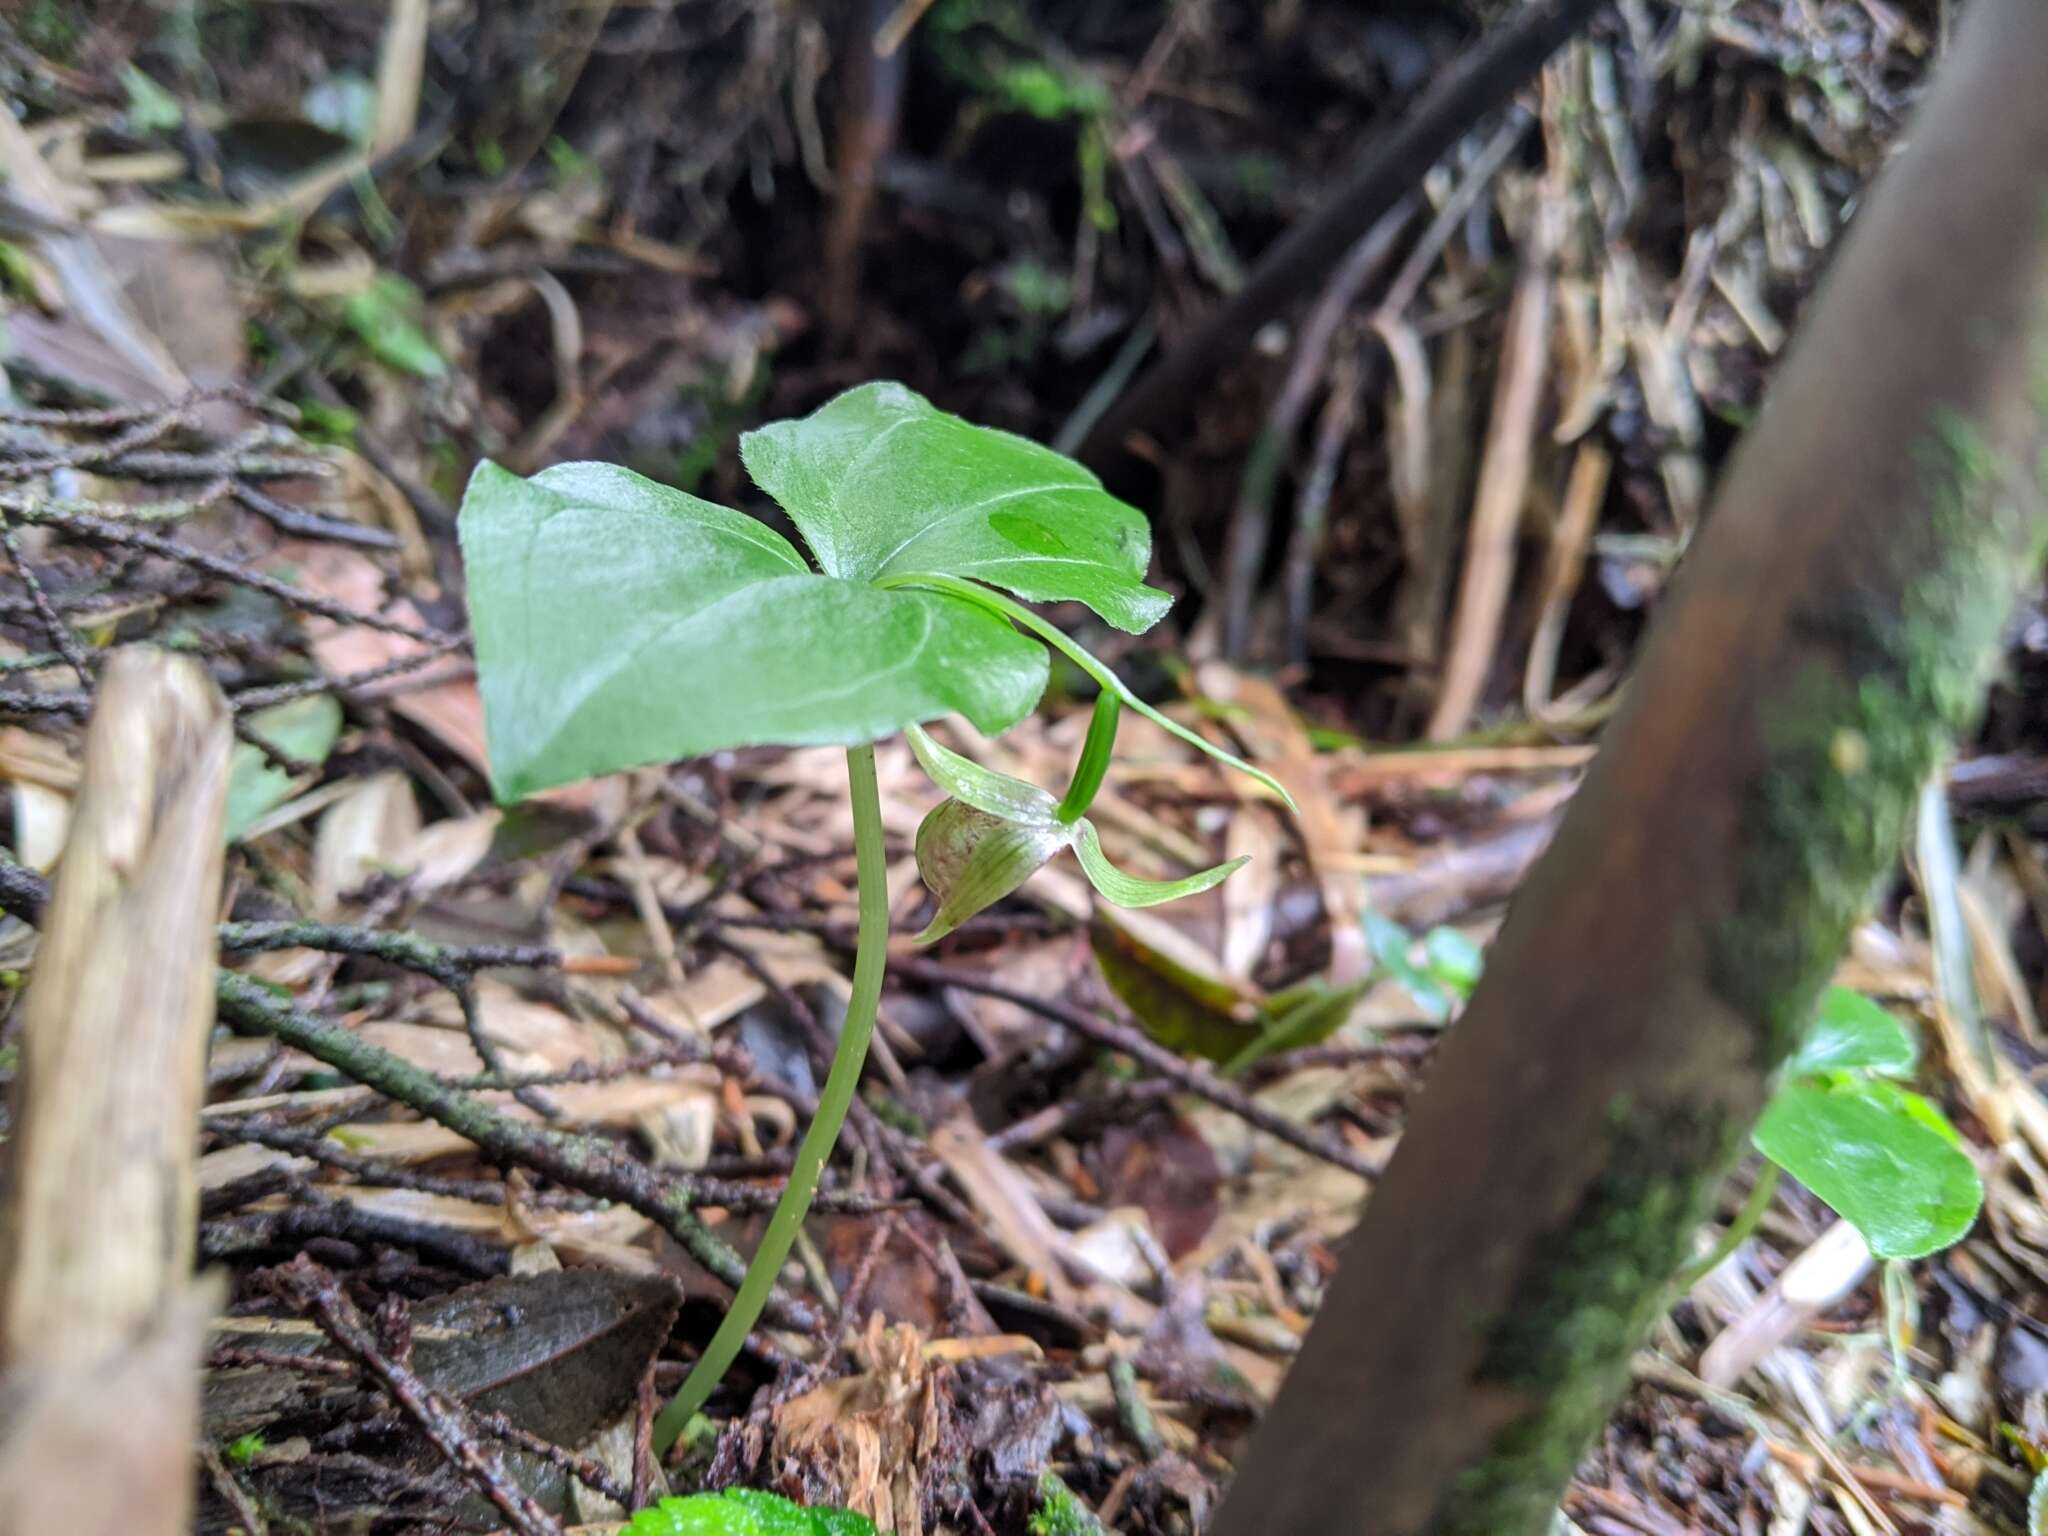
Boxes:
[458,382,1287,1453]
[625,1489,874,1536]
[1753,985,1982,1260]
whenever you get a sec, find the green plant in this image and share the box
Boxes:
[340,273,445,379]
[1362,911,1484,1024]
[1028,1471,1108,1536]
[1751,984,1981,1259]
[1367,911,1978,1265]
[1089,913,1362,1075]
[458,381,1286,1452]
[625,1489,875,1536]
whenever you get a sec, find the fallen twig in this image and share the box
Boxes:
[215,972,820,1331]
[889,956,1382,1180]
[274,1254,565,1536]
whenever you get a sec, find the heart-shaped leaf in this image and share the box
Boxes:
[1753,1080,1982,1259]
[460,461,1048,799]
[1787,985,1918,1078]
[740,382,1169,633]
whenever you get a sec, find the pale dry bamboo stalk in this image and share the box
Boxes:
[0,648,231,1536]
[0,647,231,1363]
[1426,196,1561,741]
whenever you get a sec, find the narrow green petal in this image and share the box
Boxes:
[905,724,1060,826]
[1070,818,1248,909]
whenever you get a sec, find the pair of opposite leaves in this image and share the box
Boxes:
[459,381,1267,925]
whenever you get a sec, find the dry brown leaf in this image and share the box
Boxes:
[313,769,421,911]
[930,1116,1078,1308]
[773,1317,947,1535]
[402,808,504,890]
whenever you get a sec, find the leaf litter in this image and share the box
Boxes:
[1,3,2045,1534]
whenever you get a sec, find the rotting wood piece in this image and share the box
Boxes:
[0,646,232,1536]
[1210,0,2048,1528]
[0,646,231,1365]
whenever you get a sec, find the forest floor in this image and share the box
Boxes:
[2,2,2043,1533]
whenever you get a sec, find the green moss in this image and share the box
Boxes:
[1030,1472,1108,1536]
[1709,407,2039,1064]
[1432,1104,1737,1533]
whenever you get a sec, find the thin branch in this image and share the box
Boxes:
[274,1255,565,1536]
[888,956,1383,1180]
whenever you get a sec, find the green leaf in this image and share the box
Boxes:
[913,799,1067,943]
[740,382,1169,633]
[1788,986,1919,1079]
[1218,978,1366,1078]
[459,461,1048,800]
[1364,911,1452,1024]
[625,1490,875,1536]
[121,64,183,134]
[1421,926,1484,998]
[1070,818,1246,908]
[1753,1081,1983,1259]
[225,694,344,841]
[342,274,446,378]
[2031,1464,2047,1536]
[1090,914,1264,1062]
[1861,1077,1968,1149]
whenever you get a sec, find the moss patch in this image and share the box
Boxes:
[1709,407,2040,1064]
[1430,1103,1738,1534]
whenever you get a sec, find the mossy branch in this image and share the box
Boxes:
[1210,0,2048,1528]
[212,972,817,1332]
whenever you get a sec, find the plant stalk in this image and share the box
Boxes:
[1057,691,1121,823]
[651,742,890,1454]
[1672,1162,1779,1294]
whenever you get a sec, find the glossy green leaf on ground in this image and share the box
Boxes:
[1090,915,1264,1062]
[1089,915,1351,1069]
[1753,1081,1983,1259]
[740,382,1170,633]
[1217,978,1367,1077]
[625,1490,876,1536]
[1787,985,1919,1078]
[459,460,1048,800]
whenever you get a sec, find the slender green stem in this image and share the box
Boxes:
[651,742,890,1453]
[878,571,1298,813]
[1673,1162,1781,1293]
[1057,691,1121,823]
